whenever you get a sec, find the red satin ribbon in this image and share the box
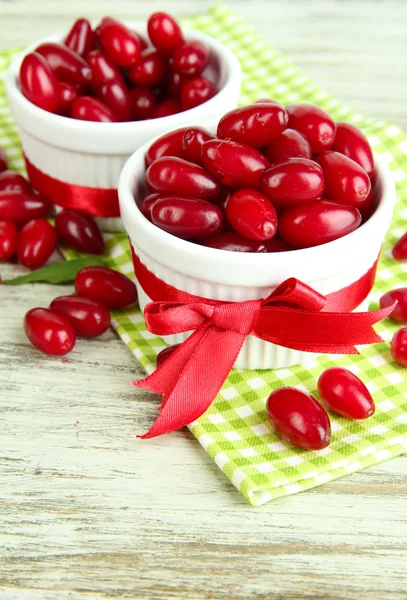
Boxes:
[24,154,120,218]
[131,250,392,439]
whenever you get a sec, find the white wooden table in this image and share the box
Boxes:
[1,2,407,599]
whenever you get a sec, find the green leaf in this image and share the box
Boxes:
[1,257,106,285]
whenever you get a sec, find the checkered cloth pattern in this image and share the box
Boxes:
[1,4,406,505]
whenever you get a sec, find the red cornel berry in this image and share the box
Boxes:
[380,288,407,324]
[24,308,76,356]
[390,328,407,368]
[75,266,138,309]
[217,103,288,148]
[393,232,407,261]
[318,367,375,420]
[266,387,331,450]
[50,295,111,337]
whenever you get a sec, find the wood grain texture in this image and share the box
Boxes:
[1,2,407,599]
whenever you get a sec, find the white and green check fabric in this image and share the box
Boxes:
[1,4,406,505]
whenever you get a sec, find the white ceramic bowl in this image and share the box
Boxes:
[5,22,242,232]
[119,145,396,370]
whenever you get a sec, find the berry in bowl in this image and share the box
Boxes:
[119,100,396,370]
[5,12,241,232]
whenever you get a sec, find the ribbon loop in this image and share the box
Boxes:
[211,299,262,335]
[265,277,327,311]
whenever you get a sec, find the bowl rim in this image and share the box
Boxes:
[119,140,396,271]
[5,20,242,136]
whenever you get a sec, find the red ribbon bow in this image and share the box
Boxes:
[132,253,393,439]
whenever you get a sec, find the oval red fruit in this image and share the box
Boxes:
[36,42,92,86]
[127,50,167,88]
[129,88,156,120]
[226,189,278,241]
[264,128,312,162]
[0,190,51,225]
[172,41,209,76]
[50,295,111,337]
[390,327,407,368]
[64,18,97,58]
[24,308,76,356]
[332,122,374,178]
[58,81,78,115]
[182,127,214,165]
[380,288,407,324]
[261,158,324,206]
[180,77,216,111]
[146,156,221,200]
[317,151,371,207]
[286,102,336,153]
[202,139,269,189]
[0,220,18,261]
[20,52,61,113]
[151,196,223,239]
[145,128,187,166]
[279,200,361,248]
[217,103,288,148]
[393,232,407,261]
[70,96,117,122]
[318,367,375,419]
[17,218,57,269]
[147,12,184,56]
[0,170,31,193]
[55,209,105,254]
[87,50,125,87]
[96,79,132,121]
[98,18,141,67]
[151,98,181,119]
[75,266,138,309]
[266,387,331,450]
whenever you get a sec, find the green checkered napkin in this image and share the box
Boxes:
[1,4,407,505]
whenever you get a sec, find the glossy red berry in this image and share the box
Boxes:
[0,190,51,224]
[202,139,269,189]
[147,12,184,56]
[64,18,97,58]
[266,387,331,450]
[151,98,180,119]
[286,102,336,153]
[393,232,407,261]
[226,189,278,241]
[36,42,92,87]
[20,52,61,113]
[24,308,76,356]
[50,295,111,337]
[140,193,160,221]
[167,70,190,98]
[146,157,221,200]
[129,88,156,120]
[55,209,105,254]
[264,128,312,162]
[98,17,142,67]
[156,344,181,367]
[0,149,7,173]
[58,81,78,115]
[71,96,117,122]
[217,103,288,148]
[0,170,31,193]
[87,49,125,87]
[182,127,214,165]
[17,218,57,269]
[151,196,223,239]
[145,128,187,166]
[317,151,371,208]
[332,122,374,178]
[127,50,167,88]
[180,77,216,111]
[380,288,407,324]
[172,41,209,76]
[96,79,132,121]
[318,367,375,419]
[390,327,407,367]
[0,220,18,261]
[261,158,324,206]
[199,231,268,252]
[75,266,138,309]
[263,236,292,252]
[279,200,361,248]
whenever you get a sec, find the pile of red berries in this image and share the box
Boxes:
[24,266,138,356]
[19,12,217,122]
[0,154,108,268]
[140,100,377,251]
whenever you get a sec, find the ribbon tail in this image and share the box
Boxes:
[137,327,246,439]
